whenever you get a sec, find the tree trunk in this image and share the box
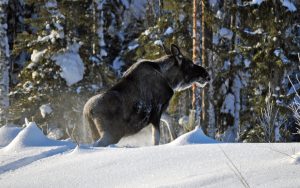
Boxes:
[192,0,201,128]
[201,0,211,133]
[0,1,10,126]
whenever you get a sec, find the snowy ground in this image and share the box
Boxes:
[0,122,300,188]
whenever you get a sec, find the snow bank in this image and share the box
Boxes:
[1,121,300,188]
[52,43,85,86]
[1,143,300,187]
[0,126,21,147]
[4,122,73,151]
[169,126,218,146]
[117,125,153,147]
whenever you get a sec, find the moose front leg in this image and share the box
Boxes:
[151,123,160,145]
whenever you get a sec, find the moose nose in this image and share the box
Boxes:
[206,76,211,82]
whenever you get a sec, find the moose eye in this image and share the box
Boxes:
[178,55,183,59]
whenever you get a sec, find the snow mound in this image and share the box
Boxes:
[0,126,22,147]
[292,152,300,164]
[169,126,218,146]
[4,122,72,151]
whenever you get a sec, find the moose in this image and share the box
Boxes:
[83,44,210,146]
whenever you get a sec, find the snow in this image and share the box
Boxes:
[112,56,124,75]
[168,126,218,145]
[154,40,163,46]
[52,43,85,86]
[1,120,300,187]
[128,0,147,19]
[0,126,21,147]
[244,59,251,68]
[274,49,289,64]
[280,0,297,12]
[209,0,218,7]
[223,60,231,70]
[244,28,264,35]
[31,49,47,63]
[219,28,233,40]
[3,121,74,151]
[128,43,139,51]
[0,0,8,5]
[179,14,185,22]
[121,0,130,9]
[287,83,300,96]
[45,0,57,8]
[39,104,53,118]
[251,0,264,5]
[221,93,235,117]
[164,27,174,36]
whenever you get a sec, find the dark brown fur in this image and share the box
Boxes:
[83,44,210,146]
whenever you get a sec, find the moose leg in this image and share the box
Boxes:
[92,118,117,147]
[151,123,160,145]
[93,132,115,147]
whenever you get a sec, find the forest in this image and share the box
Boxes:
[0,0,300,144]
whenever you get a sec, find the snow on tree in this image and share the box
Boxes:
[1,0,300,144]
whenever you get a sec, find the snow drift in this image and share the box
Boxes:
[3,122,73,151]
[0,122,299,187]
[0,125,21,147]
[169,126,218,145]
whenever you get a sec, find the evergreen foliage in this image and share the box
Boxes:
[1,0,299,142]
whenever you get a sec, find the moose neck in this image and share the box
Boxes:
[156,55,181,90]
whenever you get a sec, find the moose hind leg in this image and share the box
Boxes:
[94,132,115,147]
[152,124,160,145]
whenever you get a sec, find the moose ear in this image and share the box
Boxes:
[171,44,183,65]
[171,44,181,57]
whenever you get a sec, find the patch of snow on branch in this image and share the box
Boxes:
[128,44,139,51]
[121,0,129,9]
[221,93,235,117]
[112,57,124,75]
[31,49,47,63]
[39,104,53,118]
[274,48,289,64]
[164,27,174,36]
[219,28,233,40]
[244,59,251,68]
[251,0,265,5]
[244,28,264,35]
[280,0,297,12]
[45,0,57,8]
[154,40,163,46]
[52,43,85,86]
